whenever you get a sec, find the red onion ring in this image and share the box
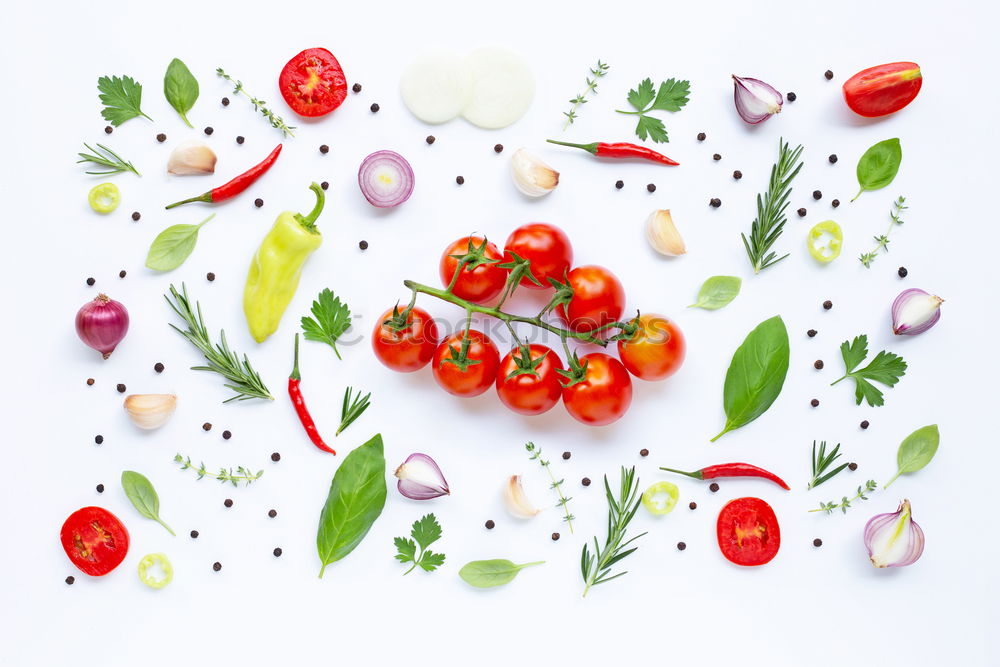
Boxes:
[358,150,415,208]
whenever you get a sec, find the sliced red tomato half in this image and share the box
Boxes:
[716,497,780,566]
[60,506,130,576]
[279,48,348,117]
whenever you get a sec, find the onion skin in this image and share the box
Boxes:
[732,75,783,124]
[76,294,129,359]
[843,62,922,118]
[891,288,943,336]
[864,499,925,568]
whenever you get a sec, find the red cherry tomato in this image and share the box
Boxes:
[372,306,439,372]
[556,265,626,333]
[842,62,922,118]
[617,313,686,381]
[502,223,573,290]
[279,48,349,118]
[562,353,633,426]
[60,506,130,576]
[495,344,565,415]
[716,497,781,566]
[432,330,500,397]
[439,237,506,303]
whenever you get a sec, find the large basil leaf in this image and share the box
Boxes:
[853,138,902,201]
[121,470,174,535]
[690,276,742,310]
[711,315,789,441]
[458,559,544,588]
[145,214,213,271]
[317,434,387,577]
[886,424,939,487]
[164,58,199,128]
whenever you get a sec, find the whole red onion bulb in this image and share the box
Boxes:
[76,294,129,359]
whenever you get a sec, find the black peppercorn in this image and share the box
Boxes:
[119,270,126,279]
[551,533,560,541]
[562,451,571,460]
[190,530,199,538]
[273,547,283,557]
[202,422,212,431]
[222,430,232,440]
[96,483,104,493]
[359,240,369,250]
[807,329,817,338]
[87,378,95,386]
[131,211,141,221]
[236,136,245,144]
[116,383,126,393]
[455,176,464,185]
[646,183,656,193]
[697,132,706,141]
[860,420,870,430]
[320,181,329,190]
[828,154,838,164]
[797,207,807,217]
[224,499,233,508]
[352,83,362,93]
[582,477,591,486]
[615,180,624,189]
[483,520,495,530]
[814,360,824,369]
[713,153,721,161]
[677,542,687,551]
[709,198,722,208]
[271,452,281,462]
[153,362,164,373]
[254,198,263,208]
[212,562,222,572]
[204,127,214,135]
[823,300,833,310]
[222,97,230,106]
[268,509,277,518]
[370,103,380,113]
[848,462,858,471]
[494,144,503,153]
[689,502,697,510]
[319,144,329,154]
[156,133,167,143]
[639,448,649,457]
[825,70,834,80]
[813,538,823,547]
[709,482,720,492]
[733,170,743,180]
[95,435,104,444]
[86,277,95,286]
[66,576,75,585]
[832,199,840,208]
[426,135,435,145]
[787,92,797,101]
[813,190,822,200]
[206,272,216,282]
[898,267,908,278]
[104,125,113,134]
[811,398,820,407]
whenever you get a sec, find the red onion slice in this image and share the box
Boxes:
[395,453,449,500]
[864,499,925,568]
[358,150,415,208]
[732,75,783,124]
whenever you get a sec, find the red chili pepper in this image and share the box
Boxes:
[288,334,335,455]
[546,139,679,166]
[165,144,283,209]
[659,463,789,490]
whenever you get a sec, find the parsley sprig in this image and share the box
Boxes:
[831,335,907,407]
[394,514,445,574]
[616,77,690,143]
[97,74,153,126]
[563,60,609,129]
[301,288,352,360]
[859,196,908,268]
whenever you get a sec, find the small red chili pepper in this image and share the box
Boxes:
[288,334,335,455]
[659,463,790,490]
[546,139,679,166]
[165,144,283,209]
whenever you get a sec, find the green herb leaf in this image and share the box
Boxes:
[711,316,789,441]
[393,537,417,563]
[164,58,199,128]
[411,513,442,550]
[853,138,902,201]
[458,559,544,588]
[689,276,742,310]
[121,470,175,535]
[336,386,371,436]
[394,514,445,574]
[580,467,646,596]
[301,288,352,359]
[145,215,214,272]
[742,139,804,273]
[651,78,690,112]
[635,115,668,143]
[626,78,657,111]
[619,76,690,143]
[317,434,387,578]
[831,335,907,407]
[98,74,152,126]
[886,424,939,487]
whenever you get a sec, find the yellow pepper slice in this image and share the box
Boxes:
[137,553,173,589]
[808,220,843,263]
[88,183,121,214]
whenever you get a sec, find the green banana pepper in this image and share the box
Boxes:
[244,182,325,342]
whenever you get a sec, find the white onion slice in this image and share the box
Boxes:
[400,49,470,124]
[460,47,535,129]
[358,150,414,208]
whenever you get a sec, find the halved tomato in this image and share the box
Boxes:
[60,506,130,576]
[716,497,780,566]
[279,48,348,118]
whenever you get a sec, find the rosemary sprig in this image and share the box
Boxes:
[164,283,273,403]
[173,454,263,487]
[77,143,140,176]
[581,466,646,597]
[336,386,371,435]
[525,442,574,532]
[811,480,877,514]
[742,138,804,274]
[859,196,907,268]
[563,60,609,129]
[216,68,296,137]
[808,440,849,489]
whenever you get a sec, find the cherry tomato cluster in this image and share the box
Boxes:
[372,223,686,426]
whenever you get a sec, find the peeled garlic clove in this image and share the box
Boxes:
[167,141,217,175]
[864,499,925,568]
[646,209,686,256]
[732,75,783,124]
[124,394,177,430]
[511,148,559,197]
[891,288,944,336]
[395,453,450,500]
[503,475,540,519]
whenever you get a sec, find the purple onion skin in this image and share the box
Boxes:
[76,294,129,359]
[864,501,925,568]
[395,452,449,500]
[891,288,942,336]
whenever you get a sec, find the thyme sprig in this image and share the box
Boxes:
[811,480,877,514]
[581,466,646,597]
[808,440,849,489]
[525,442,574,532]
[337,387,371,436]
[742,138,804,274]
[859,196,907,268]
[173,454,263,487]
[77,143,141,176]
[216,68,296,137]
[563,60,609,129]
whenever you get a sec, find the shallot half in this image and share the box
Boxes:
[732,75,783,124]
[864,499,925,568]
[76,294,129,359]
[395,453,450,500]
[892,288,943,336]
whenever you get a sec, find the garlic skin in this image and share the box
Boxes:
[124,394,177,430]
[394,453,450,500]
[732,75,783,124]
[892,288,944,336]
[864,499,925,568]
[646,209,686,256]
[511,148,559,197]
[167,141,217,175]
[503,475,540,519]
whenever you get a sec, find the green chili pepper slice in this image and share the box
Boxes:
[88,183,121,214]
[137,553,173,589]
[807,220,843,263]
[641,481,679,515]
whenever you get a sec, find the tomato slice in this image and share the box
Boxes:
[60,506,130,576]
[842,62,922,118]
[716,497,780,566]
[279,48,348,118]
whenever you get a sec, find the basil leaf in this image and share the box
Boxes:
[853,138,902,201]
[121,470,175,535]
[689,276,741,310]
[317,434,387,577]
[886,424,939,487]
[711,315,789,441]
[145,214,213,271]
[164,58,199,128]
[458,559,544,588]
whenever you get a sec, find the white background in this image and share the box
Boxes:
[1,0,997,664]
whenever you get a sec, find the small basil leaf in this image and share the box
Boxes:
[121,470,175,535]
[458,559,544,588]
[164,58,199,128]
[853,138,902,201]
[888,424,939,486]
[145,214,213,271]
[689,276,741,310]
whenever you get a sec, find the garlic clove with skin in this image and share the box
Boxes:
[646,209,687,256]
[503,475,540,519]
[124,394,177,430]
[167,141,217,175]
[511,148,559,197]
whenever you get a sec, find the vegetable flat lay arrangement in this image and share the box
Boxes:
[58,44,950,604]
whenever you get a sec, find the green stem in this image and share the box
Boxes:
[851,189,864,202]
[709,424,732,442]
[156,518,176,536]
[883,471,901,488]
[296,182,326,230]
[658,467,704,480]
[290,334,301,381]
[830,375,847,386]
[545,139,598,155]
[164,192,212,209]
[614,109,643,115]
